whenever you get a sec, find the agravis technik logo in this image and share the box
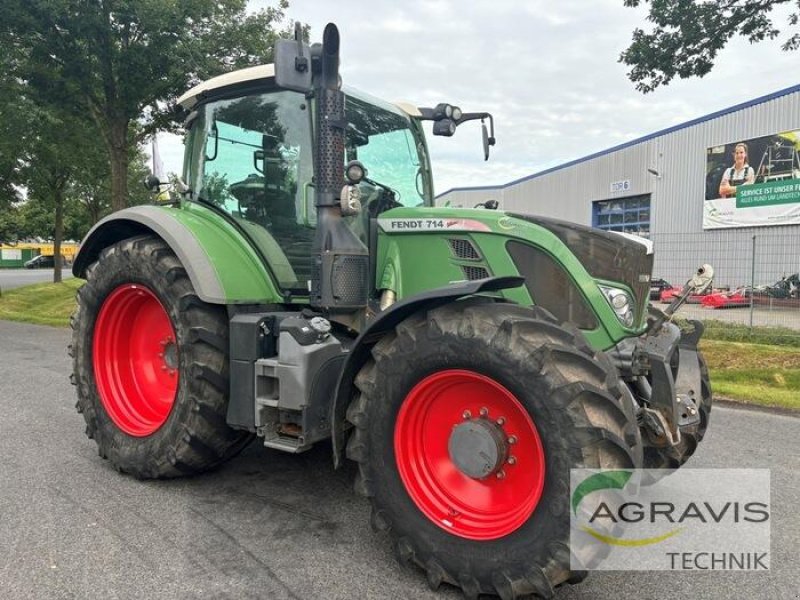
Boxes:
[570,469,771,571]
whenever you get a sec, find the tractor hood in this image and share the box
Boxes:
[507,212,654,322]
[375,207,654,347]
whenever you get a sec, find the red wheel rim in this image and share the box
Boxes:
[93,284,179,437]
[394,370,545,540]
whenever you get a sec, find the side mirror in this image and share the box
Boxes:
[274,22,312,93]
[419,104,497,158]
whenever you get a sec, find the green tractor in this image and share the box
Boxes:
[71,24,714,598]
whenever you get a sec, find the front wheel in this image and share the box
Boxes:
[71,235,251,479]
[346,300,642,598]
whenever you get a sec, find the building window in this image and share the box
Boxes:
[593,194,651,238]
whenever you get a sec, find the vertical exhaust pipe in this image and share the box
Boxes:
[310,23,369,312]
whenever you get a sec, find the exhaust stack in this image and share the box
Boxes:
[309,24,369,312]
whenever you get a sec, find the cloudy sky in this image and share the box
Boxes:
[157,0,799,196]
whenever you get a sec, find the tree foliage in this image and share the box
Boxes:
[2,0,296,210]
[621,0,800,92]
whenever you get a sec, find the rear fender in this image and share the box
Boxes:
[330,276,524,467]
[73,205,283,304]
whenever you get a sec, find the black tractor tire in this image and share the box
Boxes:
[70,235,252,479]
[346,300,642,599]
[643,350,712,469]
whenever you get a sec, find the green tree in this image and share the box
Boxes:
[621,0,800,92]
[18,108,92,282]
[0,207,24,243]
[0,45,32,207]
[2,0,295,211]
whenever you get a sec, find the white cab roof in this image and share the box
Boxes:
[177,64,418,118]
[177,65,276,109]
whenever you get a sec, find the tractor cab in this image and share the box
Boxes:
[178,65,435,293]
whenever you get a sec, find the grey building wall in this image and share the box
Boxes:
[437,86,800,288]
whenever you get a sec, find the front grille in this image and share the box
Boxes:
[448,238,481,260]
[462,265,490,280]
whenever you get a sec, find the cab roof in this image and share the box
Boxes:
[176,64,422,117]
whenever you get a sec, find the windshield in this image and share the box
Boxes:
[344,93,431,207]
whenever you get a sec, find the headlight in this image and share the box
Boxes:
[599,285,635,327]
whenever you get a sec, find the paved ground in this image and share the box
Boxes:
[0,319,797,600]
[0,268,73,291]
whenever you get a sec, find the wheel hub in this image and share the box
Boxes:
[448,418,508,479]
[161,338,178,372]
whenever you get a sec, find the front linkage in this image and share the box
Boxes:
[612,265,714,465]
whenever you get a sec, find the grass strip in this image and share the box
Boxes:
[0,279,82,326]
[699,339,800,410]
[700,319,800,348]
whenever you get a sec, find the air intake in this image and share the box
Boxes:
[448,238,481,260]
[462,265,490,280]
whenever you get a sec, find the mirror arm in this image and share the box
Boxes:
[455,113,496,142]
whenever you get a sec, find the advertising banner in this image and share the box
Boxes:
[704,130,800,229]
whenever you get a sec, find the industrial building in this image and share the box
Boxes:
[437,84,800,290]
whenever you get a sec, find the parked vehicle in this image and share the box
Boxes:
[24,255,53,269]
[649,277,673,300]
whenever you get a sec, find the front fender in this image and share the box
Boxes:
[73,204,283,305]
[330,276,524,468]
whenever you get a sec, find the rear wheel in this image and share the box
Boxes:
[71,235,251,479]
[347,301,642,598]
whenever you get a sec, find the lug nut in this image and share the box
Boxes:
[479,407,489,417]
[496,417,506,426]
[462,410,471,420]
[507,455,517,465]
[508,435,517,445]
[496,470,506,480]
[689,407,697,415]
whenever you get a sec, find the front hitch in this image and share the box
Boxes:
[639,320,705,447]
[637,264,713,447]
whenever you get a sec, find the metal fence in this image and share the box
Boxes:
[649,231,800,334]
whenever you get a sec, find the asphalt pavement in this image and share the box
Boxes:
[0,319,797,600]
[0,268,73,292]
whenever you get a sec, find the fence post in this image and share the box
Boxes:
[749,235,756,331]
